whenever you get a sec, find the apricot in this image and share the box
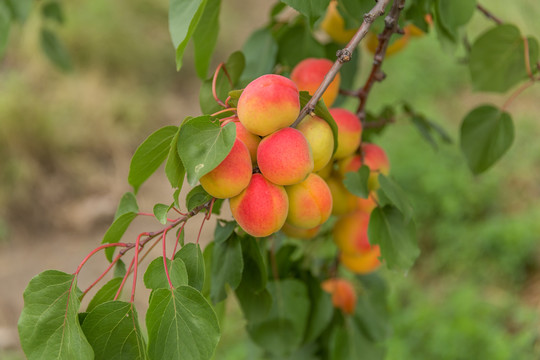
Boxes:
[285,173,333,229]
[233,118,261,164]
[320,1,357,44]
[362,143,390,190]
[257,127,314,186]
[229,174,288,238]
[291,58,340,108]
[199,139,252,199]
[281,222,320,239]
[365,23,423,57]
[326,173,357,215]
[296,115,334,171]
[333,210,372,255]
[340,247,381,274]
[329,108,362,159]
[316,160,334,180]
[237,74,300,136]
[336,154,362,178]
[357,193,378,214]
[321,278,357,315]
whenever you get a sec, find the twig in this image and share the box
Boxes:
[291,0,392,127]
[476,3,503,25]
[356,0,406,120]
[363,117,395,129]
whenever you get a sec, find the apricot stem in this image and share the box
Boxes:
[162,228,174,290]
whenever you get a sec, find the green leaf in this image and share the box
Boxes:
[329,318,385,360]
[343,165,370,199]
[338,0,374,30]
[169,0,208,71]
[165,124,185,190]
[281,0,330,27]
[128,125,178,194]
[146,287,220,360]
[210,233,243,303]
[6,0,33,22]
[40,28,72,71]
[435,0,475,39]
[276,23,326,68]
[199,51,245,114]
[354,274,390,342]
[177,116,236,186]
[153,203,169,224]
[303,276,333,343]
[114,192,138,220]
[19,270,94,360]
[81,301,146,360]
[0,2,11,57]
[86,277,123,312]
[235,283,273,324]
[241,27,278,83]
[239,235,267,291]
[470,25,539,92]
[214,220,236,244]
[377,175,413,222]
[186,185,213,212]
[174,243,205,291]
[143,257,189,290]
[247,279,310,356]
[42,1,64,24]
[202,241,214,298]
[299,91,339,155]
[114,260,127,278]
[404,0,432,32]
[368,206,419,272]
[193,0,220,79]
[460,105,514,174]
[102,212,138,261]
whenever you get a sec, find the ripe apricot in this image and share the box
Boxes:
[329,108,362,159]
[296,115,334,171]
[257,127,314,186]
[285,173,333,229]
[340,247,381,274]
[320,1,357,44]
[229,174,288,238]
[237,74,300,136]
[362,143,390,190]
[333,210,372,255]
[281,222,320,239]
[321,278,357,314]
[357,193,377,214]
[233,118,261,164]
[291,58,340,107]
[326,173,357,215]
[199,139,252,199]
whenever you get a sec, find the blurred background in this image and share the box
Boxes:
[1,0,539,358]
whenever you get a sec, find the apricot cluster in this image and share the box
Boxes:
[200,74,335,238]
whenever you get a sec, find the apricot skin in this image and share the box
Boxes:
[320,1,357,44]
[291,58,341,107]
[229,174,288,238]
[340,248,381,274]
[362,143,390,190]
[281,222,320,239]
[257,127,314,186]
[326,173,357,216]
[285,173,333,229]
[199,139,252,199]
[329,108,362,159]
[321,278,357,315]
[233,118,261,164]
[237,74,300,136]
[296,115,334,171]
[333,210,372,255]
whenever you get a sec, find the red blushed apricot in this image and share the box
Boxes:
[321,278,357,315]
[357,193,378,213]
[199,140,252,199]
[329,108,362,159]
[257,127,314,186]
[296,115,334,171]
[237,74,300,136]
[333,210,372,255]
[229,174,288,238]
[326,173,357,215]
[340,247,381,274]
[285,173,333,229]
[291,58,341,107]
[233,118,261,164]
[337,154,362,178]
[362,143,390,190]
[281,222,320,239]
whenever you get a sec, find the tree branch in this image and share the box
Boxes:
[291,0,392,127]
[476,3,503,25]
[356,0,406,120]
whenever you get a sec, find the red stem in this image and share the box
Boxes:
[73,242,131,276]
[130,232,148,303]
[114,256,136,301]
[212,63,227,108]
[211,108,237,117]
[172,222,186,258]
[162,228,174,289]
[81,252,123,298]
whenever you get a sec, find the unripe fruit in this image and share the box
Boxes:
[333,210,372,255]
[229,174,288,238]
[237,74,300,136]
[320,1,357,44]
[285,173,333,229]
[329,108,362,159]
[199,139,252,199]
[257,127,314,186]
[296,115,334,171]
[321,278,357,315]
[326,173,357,215]
[291,58,341,107]
[281,222,320,239]
[340,248,381,274]
[233,118,261,164]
